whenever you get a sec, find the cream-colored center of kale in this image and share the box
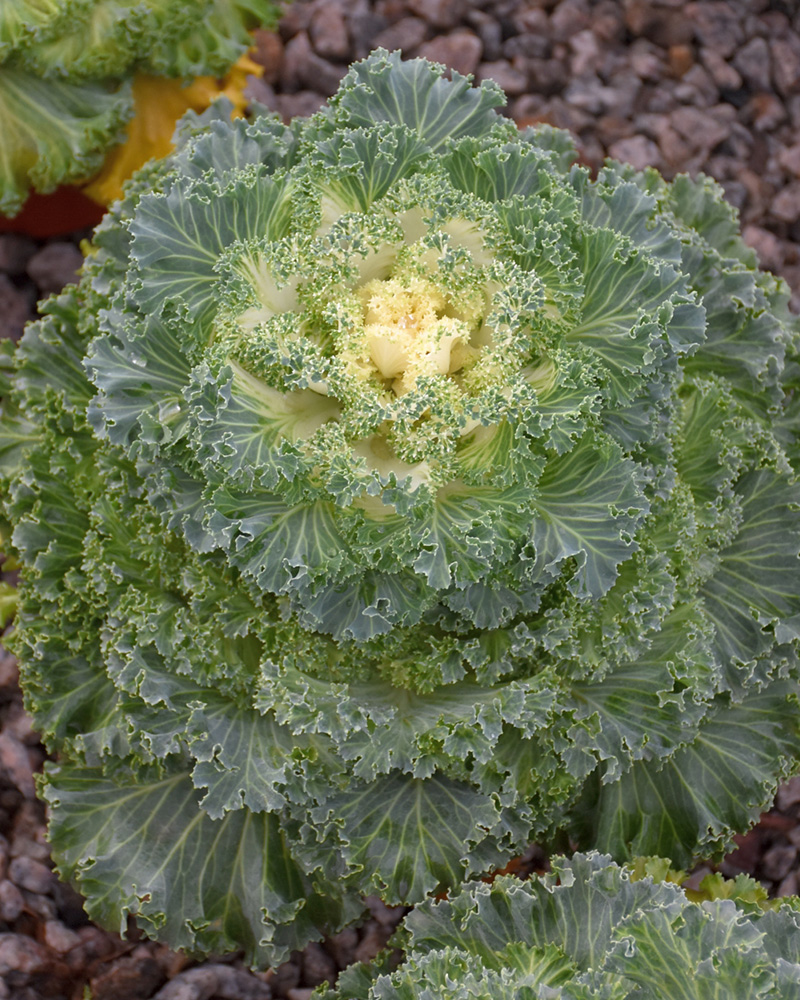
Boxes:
[357,271,481,395]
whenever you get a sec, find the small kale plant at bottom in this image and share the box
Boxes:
[0,50,799,965]
[322,853,800,1000]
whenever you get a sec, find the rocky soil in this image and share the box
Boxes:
[1,0,800,997]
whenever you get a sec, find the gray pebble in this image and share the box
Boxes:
[365,895,404,929]
[25,242,83,296]
[747,93,788,132]
[700,47,743,91]
[301,941,336,987]
[466,10,502,61]
[347,9,389,60]
[325,926,359,970]
[43,920,82,955]
[550,0,592,43]
[0,235,36,277]
[214,964,273,1000]
[273,91,327,122]
[251,27,284,86]
[8,856,54,895]
[76,924,117,959]
[3,702,37,747]
[419,30,483,78]
[511,6,549,36]
[732,37,772,94]
[778,142,800,176]
[630,43,665,82]
[354,919,387,964]
[20,888,57,920]
[670,105,733,152]
[476,59,529,96]
[0,880,24,922]
[761,843,797,882]
[688,1,744,59]
[90,954,166,1000]
[771,180,800,222]
[0,733,35,801]
[569,28,601,76]
[152,964,271,1000]
[777,775,800,811]
[282,31,347,96]
[373,16,428,54]
[743,224,785,271]
[0,933,50,976]
[608,135,664,171]
[153,968,219,1000]
[9,834,50,864]
[770,36,800,97]
[407,0,461,31]
[309,4,350,61]
[0,652,18,692]
[675,64,719,108]
[504,32,552,61]
[0,275,34,342]
[776,871,799,897]
[526,56,570,95]
[268,958,300,995]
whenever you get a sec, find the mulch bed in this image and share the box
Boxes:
[1,1,799,997]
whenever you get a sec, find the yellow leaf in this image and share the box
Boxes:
[82,52,263,206]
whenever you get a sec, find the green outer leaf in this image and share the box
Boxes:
[0,67,132,215]
[569,227,688,395]
[576,169,682,266]
[411,483,524,590]
[0,0,66,58]
[186,693,333,818]
[173,113,298,185]
[15,634,122,758]
[327,49,507,151]
[43,760,346,967]
[15,290,94,413]
[314,772,502,903]
[312,125,429,214]
[570,657,705,784]
[2,1,281,80]
[606,903,773,1000]
[129,170,292,325]
[570,681,800,865]
[682,271,789,399]
[87,316,192,448]
[700,469,800,680]
[343,678,555,778]
[208,490,349,595]
[530,434,648,599]
[443,139,557,205]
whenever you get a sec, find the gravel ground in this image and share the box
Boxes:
[1,0,800,997]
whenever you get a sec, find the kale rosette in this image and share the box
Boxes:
[322,853,800,1000]
[1,52,799,963]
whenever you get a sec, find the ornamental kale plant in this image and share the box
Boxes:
[0,51,799,964]
[322,853,800,1000]
[0,0,279,215]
